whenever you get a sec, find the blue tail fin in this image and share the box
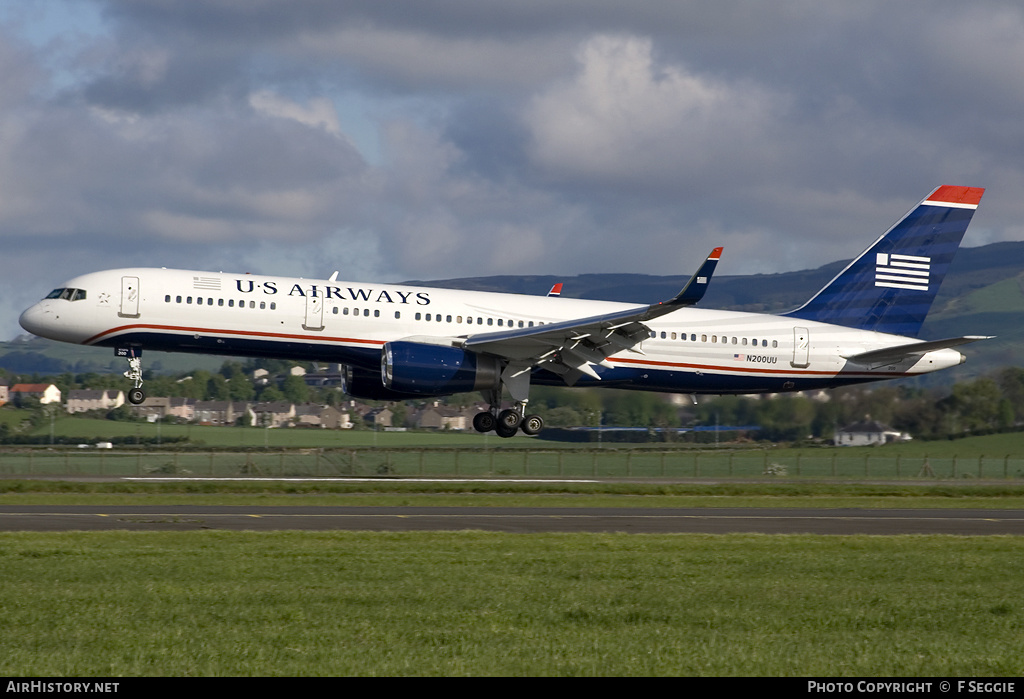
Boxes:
[784,185,984,336]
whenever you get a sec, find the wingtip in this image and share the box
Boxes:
[709,247,724,260]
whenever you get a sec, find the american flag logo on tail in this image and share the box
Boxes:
[875,253,930,291]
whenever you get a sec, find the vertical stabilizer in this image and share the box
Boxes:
[784,186,984,336]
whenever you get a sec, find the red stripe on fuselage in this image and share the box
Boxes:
[84,323,386,348]
[609,355,904,379]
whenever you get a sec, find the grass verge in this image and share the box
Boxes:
[1,531,1022,676]
[4,479,1024,509]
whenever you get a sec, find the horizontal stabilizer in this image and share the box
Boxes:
[843,336,993,366]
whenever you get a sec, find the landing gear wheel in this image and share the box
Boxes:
[495,422,519,439]
[128,388,146,405]
[498,409,522,430]
[473,411,496,433]
[520,414,544,436]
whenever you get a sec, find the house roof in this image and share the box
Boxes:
[838,420,898,434]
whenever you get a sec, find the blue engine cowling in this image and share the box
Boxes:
[341,365,426,401]
[382,341,502,396]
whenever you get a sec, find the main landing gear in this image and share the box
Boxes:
[118,348,146,405]
[472,404,544,438]
[472,378,544,439]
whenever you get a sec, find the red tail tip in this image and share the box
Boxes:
[928,186,985,206]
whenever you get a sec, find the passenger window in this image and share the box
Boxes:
[395,311,401,319]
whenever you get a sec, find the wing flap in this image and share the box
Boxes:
[462,247,723,382]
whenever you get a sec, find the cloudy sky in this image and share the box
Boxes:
[2,0,1023,339]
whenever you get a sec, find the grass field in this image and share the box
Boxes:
[3,442,1023,481]
[6,479,1024,510]
[1,531,1022,676]
[23,415,1024,454]
[3,425,1023,676]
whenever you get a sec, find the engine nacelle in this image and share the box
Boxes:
[382,341,502,396]
[340,365,425,401]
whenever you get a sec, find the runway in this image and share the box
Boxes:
[3,505,1024,534]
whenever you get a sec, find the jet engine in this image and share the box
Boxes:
[382,341,502,396]
[340,365,424,401]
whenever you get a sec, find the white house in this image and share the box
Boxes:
[834,420,910,446]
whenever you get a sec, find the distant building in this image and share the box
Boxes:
[363,407,393,428]
[193,401,255,426]
[0,378,8,406]
[10,383,61,405]
[416,405,468,431]
[66,389,125,414]
[834,420,910,446]
[253,401,295,428]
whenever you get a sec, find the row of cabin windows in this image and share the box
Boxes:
[158,297,772,346]
[655,331,778,348]
[334,307,381,318]
[166,295,277,310]
[330,307,542,327]
[414,313,538,328]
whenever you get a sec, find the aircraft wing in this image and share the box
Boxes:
[460,247,722,385]
[843,335,993,367]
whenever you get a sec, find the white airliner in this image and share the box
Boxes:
[20,185,990,437]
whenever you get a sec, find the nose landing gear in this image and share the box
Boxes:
[117,347,146,405]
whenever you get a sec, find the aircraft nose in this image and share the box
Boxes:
[19,303,53,338]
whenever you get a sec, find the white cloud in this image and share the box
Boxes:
[525,35,787,186]
[249,90,342,136]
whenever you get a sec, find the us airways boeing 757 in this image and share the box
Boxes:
[20,185,990,437]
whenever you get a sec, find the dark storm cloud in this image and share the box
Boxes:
[2,0,1023,339]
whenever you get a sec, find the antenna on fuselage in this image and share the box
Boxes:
[329,271,339,282]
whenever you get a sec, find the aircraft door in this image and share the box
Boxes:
[791,327,810,368]
[119,276,140,318]
[304,294,325,331]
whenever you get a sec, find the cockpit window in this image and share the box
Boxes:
[45,288,87,301]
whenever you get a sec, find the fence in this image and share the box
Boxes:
[2,448,1024,480]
